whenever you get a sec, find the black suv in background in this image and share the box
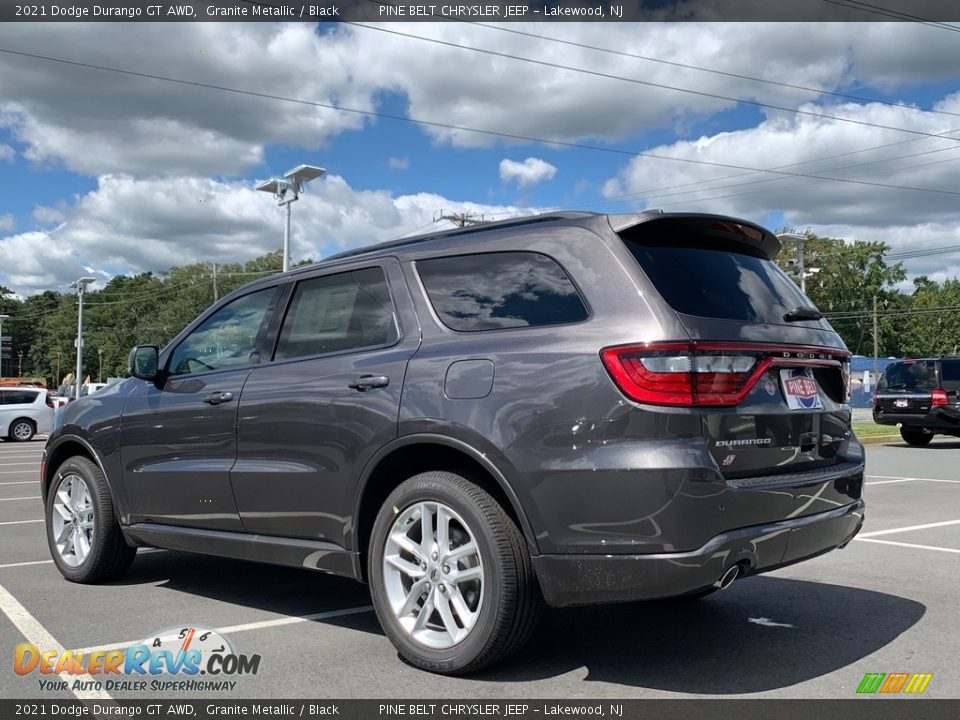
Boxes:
[43,211,864,674]
[873,357,960,445]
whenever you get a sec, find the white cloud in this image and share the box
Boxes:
[500,157,558,187]
[0,144,13,163]
[388,157,409,170]
[603,95,960,227]
[3,22,959,176]
[0,213,14,232]
[0,174,535,296]
[32,204,66,225]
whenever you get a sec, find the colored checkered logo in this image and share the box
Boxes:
[857,672,933,694]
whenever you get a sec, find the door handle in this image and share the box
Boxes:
[348,375,390,392]
[202,391,234,405]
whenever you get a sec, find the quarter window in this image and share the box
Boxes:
[168,287,278,376]
[417,252,588,332]
[275,267,398,360]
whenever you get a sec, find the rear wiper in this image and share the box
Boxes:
[783,306,824,322]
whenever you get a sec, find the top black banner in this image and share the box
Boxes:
[4,0,960,23]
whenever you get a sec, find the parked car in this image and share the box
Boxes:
[873,356,960,445]
[1,387,54,441]
[42,211,864,674]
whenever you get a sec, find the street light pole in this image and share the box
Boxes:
[98,348,103,383]
[70,277,96,400]
[0,314,8,380]
[256,165,326,272]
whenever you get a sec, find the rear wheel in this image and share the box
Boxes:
[45,456,136,583]
[9,419,36,442]
[368,471,539,675]
[900,428,933,446]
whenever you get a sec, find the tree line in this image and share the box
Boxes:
[0,234,957,388]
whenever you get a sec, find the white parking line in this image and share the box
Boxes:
[0,560,52,569]
[0,462,42,467]
[867,475,960,484]
[72,605,375,655]
[865,479,914,485]
[0,480,38,485]
[855,537,960,555]
[859,518,960,538]
[0,496,40,502]
[0,519,43,526]
[0,583,113,700]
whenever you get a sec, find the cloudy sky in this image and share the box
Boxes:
[1,21,959,297]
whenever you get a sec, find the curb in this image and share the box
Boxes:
[858,435,901,445]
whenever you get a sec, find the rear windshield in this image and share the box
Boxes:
[620,233,811,324]
[878,361,938,390]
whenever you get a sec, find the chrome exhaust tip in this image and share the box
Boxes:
[714,565,740,591]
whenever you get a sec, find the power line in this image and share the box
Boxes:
[468,20,960,119]
[1,46,957,201]
[347,22,960,145]
[820,0,960,31]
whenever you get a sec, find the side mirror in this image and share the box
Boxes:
[128,345,160,380]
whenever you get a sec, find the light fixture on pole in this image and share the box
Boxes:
[69,276,96,400]
[776,232,819,295]
[0,314,8,380]
[256,164,326,272]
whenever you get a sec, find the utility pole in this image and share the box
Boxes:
[872,295,879,382]
[212,262,219,302]
[17,350,22,378]
[0,313,7,380]
[435,210,486,228]
[797,236,807,295]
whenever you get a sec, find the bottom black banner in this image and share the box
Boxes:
[2,700,957,720]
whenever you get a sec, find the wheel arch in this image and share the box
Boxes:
[351,434,537,582]
[43,436,124,517]
[8,416,37,439]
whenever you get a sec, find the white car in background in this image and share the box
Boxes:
[0,387,54,441]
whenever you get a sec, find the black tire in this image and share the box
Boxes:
[8,418,36,442]
[45,456,136,583]
[900,428,933,446]
[368,471,540,675]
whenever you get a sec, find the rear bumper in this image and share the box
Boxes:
[873,407,960,433]
[533,499,865,607]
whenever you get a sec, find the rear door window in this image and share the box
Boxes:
[939,359,960,391]
[0,390,38,405]
[620,233,810,324]
[878,361,938,390]
[417,252,588,332]
[274,267,399,360]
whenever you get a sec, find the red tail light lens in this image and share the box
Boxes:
[601,342,847,407]
[932,388,949,406]
[45,394,55,408]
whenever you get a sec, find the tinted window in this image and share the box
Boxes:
[621,235,811,324]
[0,390,38,405]
[417,252,588,332]
[169,287,278,376]
[878,361,938,390]
[275,267,398,360]
[940,359,960,390]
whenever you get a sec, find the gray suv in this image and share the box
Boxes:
[43,212,865,674]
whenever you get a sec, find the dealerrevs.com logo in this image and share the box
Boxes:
[856,672,933,695]
[14,626,261,693]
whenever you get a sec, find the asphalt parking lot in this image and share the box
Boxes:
[1,437,957,700]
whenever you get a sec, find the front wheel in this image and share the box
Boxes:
[900,428,933,446]
[368,471,539,675]
[45,456,136,583]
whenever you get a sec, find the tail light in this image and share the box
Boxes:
[600,342,846,407]
[932,389,949,406]
[45,394,55,408]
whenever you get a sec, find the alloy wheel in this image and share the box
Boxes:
[382,500,484,649]
[51,474,96,567]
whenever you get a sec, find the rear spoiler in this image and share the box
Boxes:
[608,212,782,259]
